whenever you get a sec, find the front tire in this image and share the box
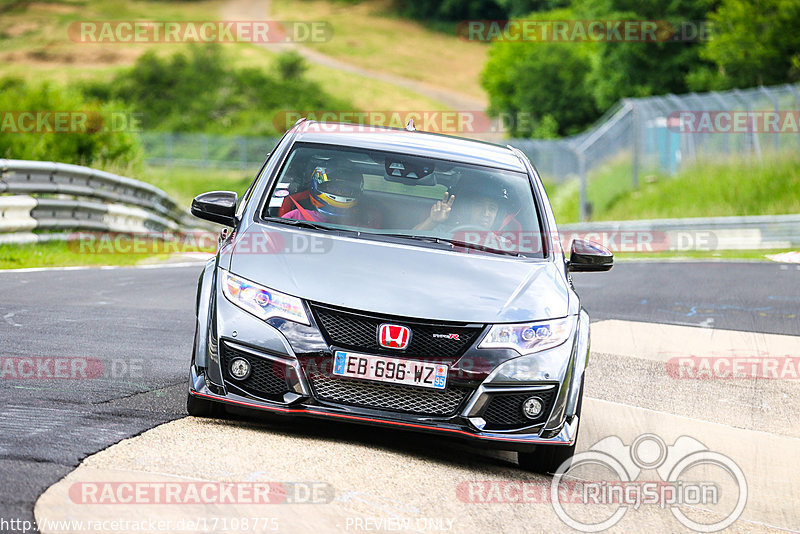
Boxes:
[518,441,578,474]
[186,391,218,417]
[518,377,584,474]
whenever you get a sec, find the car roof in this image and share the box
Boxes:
[291,120,528,173]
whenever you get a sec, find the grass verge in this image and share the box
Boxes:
[549,152,800,224]
[0,240,170,269]
[270,0,489,104]
[136,165,256,208]
[612,247,798,262]
[0,0,448,114]
[602,153,800,221]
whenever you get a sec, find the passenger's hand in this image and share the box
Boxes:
[429,192,455,223]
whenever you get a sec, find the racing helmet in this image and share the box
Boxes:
[450,176,510,205]
[309,164,363,218]
[449,175,511,226]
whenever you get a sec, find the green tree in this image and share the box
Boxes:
[495,0,569,17]
[481,10,598,136]
[82,45,350,136]
[576,0,718,110]
[699,0,800,88]
[391,0,506,22]
[0,78,142,170]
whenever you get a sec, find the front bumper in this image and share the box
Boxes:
[190,265,588,452]
[189,364,579,453]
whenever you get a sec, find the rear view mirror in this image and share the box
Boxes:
[191,191,238,227]
[384,156,437,185]
[568,239,613,272]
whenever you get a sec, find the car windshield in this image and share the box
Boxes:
[262,143,544,257]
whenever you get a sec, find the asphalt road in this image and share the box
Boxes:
[0,265,197,529]
[0,260,798,531]
[573,261,800,335]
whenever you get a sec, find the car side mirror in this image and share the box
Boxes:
[567,239,613,272]
[191,191,238,227]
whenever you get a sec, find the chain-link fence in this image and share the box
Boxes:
[511,83,800,220]
[142,83,800,221]
[141,133,279,170]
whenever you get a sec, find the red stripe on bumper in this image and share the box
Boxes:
[189,390,566,445]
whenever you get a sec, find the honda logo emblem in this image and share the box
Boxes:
[378,324,411,350]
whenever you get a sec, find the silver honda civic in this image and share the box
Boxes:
[187,119,612,473]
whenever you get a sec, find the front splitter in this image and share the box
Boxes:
[190,366,577,453]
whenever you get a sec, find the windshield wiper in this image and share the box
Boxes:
[372,233,445,245]
[441,238,523,257]
[373,233,522,257]
[266,217,331,231]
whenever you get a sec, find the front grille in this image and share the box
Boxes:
[307,371,471,416]
[310,303,483,359]
[221,342,292,401]
[481,388,557,430]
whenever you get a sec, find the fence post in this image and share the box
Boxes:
[732,89,759,161]
[785,84,800,151]
[166,133,174,168]
[631,101,640,189]
[759,85,780,152]
[577,148,588,222]
[709,91,730,155]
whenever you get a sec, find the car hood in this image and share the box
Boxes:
[226,224,570,324]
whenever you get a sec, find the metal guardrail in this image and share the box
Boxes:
[0,159,212,245]
[560,214,800,251]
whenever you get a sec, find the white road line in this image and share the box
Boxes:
[591,319,800,362]
[0,261,207,274]
[585,396,800,443]
[3,312,22,327]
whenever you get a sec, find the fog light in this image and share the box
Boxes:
[522,396,544,419]
[229,357,251,380]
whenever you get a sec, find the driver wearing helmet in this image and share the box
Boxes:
[283,164,379,227]
[414,179,511,232]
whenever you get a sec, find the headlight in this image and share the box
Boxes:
[221,270,309,325]
[478,317,574,355]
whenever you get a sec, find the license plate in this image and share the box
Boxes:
[332,350,448,390]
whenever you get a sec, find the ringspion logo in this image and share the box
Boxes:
[458,434,747,532]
